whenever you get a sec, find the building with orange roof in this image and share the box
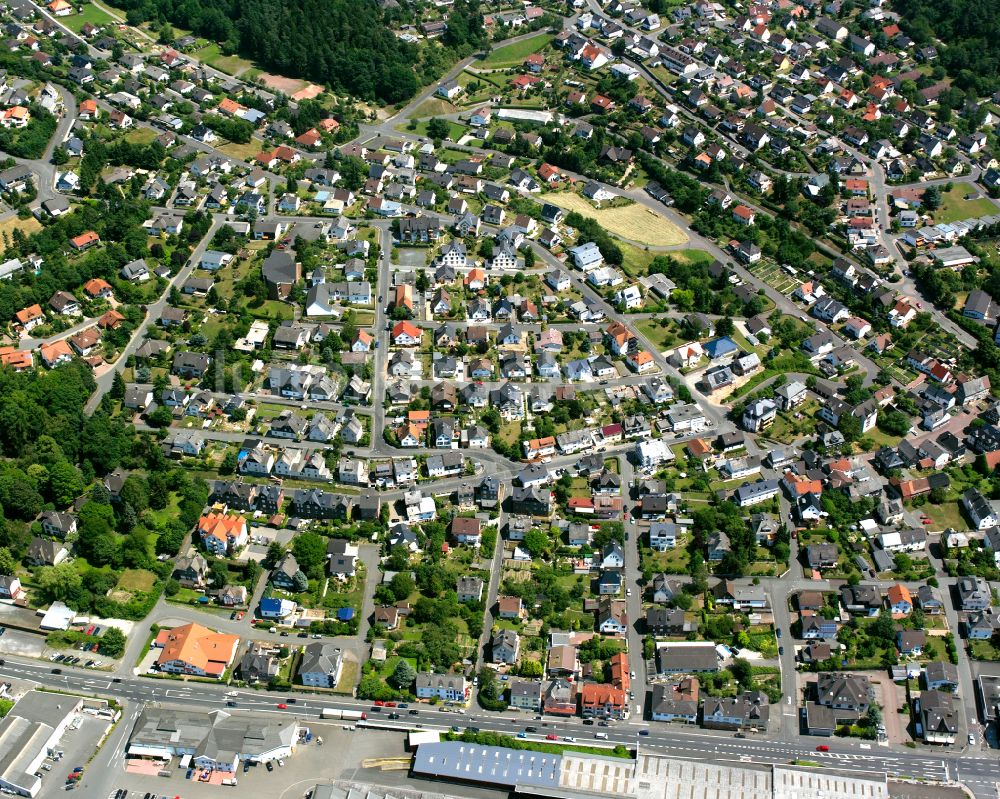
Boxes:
[69,230,100,251]
[782,472,823,496]
[70,327,101,356]
[464,268,486,290]
[273,145,300,163]
[295,129,321,148]
[48,0,73,15]
[523,436,556,459]
[407,409,430,430]
[394,283,413,313]
[82,278,113,299]
[217,98,245,116]
[2,105,32,129]
[610,651,630,693]
[395,423,423,448]
[538,163,561,182]
[255,149,278,168]
[0,347,33,371]
[629,350,655,373]
[887,584,913,616]
[391,320,421,346]
[318,118,340,133]
[687,437,713,461]
[98,309,125,330]
[605,321,636,355]
[78,99,98,119]
[580,682,627,719]
[38,339,73,368]
[197,512,248,556]
[154,622,239,677]
[14,304,44,332]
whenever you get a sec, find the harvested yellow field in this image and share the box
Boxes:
[547,192,688,246]
[545,191,688,247]
[0,215,42,241]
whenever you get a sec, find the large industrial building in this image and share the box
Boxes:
[0,690,82,797]
[127,708,299,771]
[410,743,890,799]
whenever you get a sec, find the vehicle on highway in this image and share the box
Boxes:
[816,745,829,752]
[638,730,649,736]
[582,719,594,726]
[387,712,400,719]
[226,690,238,697]
[51,668,61,674]
[968,734,976,745]
[546,734,559,740]
[517,732,527,738]
[778,646,784,655]
[525,726,538,733]
[276,703,288,709]
[595,733,608,739]
[563,736,576,742]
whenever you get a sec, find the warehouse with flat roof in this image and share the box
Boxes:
[410,745,889,799]
[0,690,82,797]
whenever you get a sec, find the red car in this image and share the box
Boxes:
[374,700,385,706]
[816,745,829,752]
[922,519,932,524]
[385,702,397,707]
[236,612,244,621]
[276,703,288,709]
[546,734,559,741]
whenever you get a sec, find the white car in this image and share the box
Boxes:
[626,588,632,597]
[630,671,636,680]
[968,734,976,745]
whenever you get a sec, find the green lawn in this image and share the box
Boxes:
[124,128,158,145]
[409,98,460,119]
[970,640,1000,662]
[192,43,255,76]
[60,3,116,32]
[642,546,689,575]
[933,184,1000,225]
[917,500,967,532]
[479,33,554,69]
[398,119,467,141]
[634,317,679,353]
[118,569,157,592]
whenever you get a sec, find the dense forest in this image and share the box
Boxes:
[115,0,486,104]
[894,0,1000,96]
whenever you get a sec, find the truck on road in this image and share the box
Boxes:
[320,708,366,720]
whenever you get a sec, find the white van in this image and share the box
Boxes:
[595,733,608,740]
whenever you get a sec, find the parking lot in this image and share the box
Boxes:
[101,723,408,799]
[36,714,111,799]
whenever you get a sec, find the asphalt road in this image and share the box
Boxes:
[1,655,997,796]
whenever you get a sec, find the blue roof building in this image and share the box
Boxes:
[705,336,738,359]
